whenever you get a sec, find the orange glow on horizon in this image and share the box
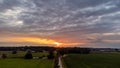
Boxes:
[57,42,85,47]
[0,37,86,47]
[0,37,60,46]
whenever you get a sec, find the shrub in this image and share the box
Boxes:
[1,54,7,59]
[24,49,33,59]
[12,50,17,54]
[47,51,54,59]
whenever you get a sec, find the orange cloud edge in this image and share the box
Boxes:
[0,37,86,47]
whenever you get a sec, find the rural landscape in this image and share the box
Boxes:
[0,0,120,68]
[0,47,120,68]
[0,47,54,68]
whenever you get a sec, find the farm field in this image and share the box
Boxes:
[0,51,54,68]
[63,53,120,68]
[0,59,54,68]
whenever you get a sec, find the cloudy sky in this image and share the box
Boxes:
[0,0,120,48]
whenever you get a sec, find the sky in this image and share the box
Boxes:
[0,0,120,48]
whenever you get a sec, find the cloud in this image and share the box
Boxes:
[0,0,120,47]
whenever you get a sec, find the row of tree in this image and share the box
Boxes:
[0,49,55,59]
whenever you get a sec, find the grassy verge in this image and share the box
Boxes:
[61,58,67,68]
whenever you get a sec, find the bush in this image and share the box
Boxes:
[24,49,33,59]
[12,50,17,54]
[1,54,7,59]
[47,51,54,59]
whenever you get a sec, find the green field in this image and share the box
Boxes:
[0,59,54,68]
[0,51,54,68]
[63,53,120,68]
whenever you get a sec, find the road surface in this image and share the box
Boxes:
[58,57,63,68]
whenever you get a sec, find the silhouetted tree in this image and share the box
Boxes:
[115,49,120,52]
[47,50,54,59]
[24,49,33,59]
[1,54,7,59]
[12,50,17,54]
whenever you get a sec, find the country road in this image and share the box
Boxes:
[58,57,63,68]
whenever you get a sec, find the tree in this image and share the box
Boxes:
[1,54,7,59]
[47,50,54,59]
[24,49,33,59]
[12,50,17,54]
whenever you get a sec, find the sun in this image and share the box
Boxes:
[54,42,61,47]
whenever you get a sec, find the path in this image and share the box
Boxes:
[58,56,63,68]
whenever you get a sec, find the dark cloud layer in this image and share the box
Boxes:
[0,0,120,47]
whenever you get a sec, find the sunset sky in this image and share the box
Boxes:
[0,0,120,48]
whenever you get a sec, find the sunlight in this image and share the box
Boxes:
[54,42,61,47]
[0,37,61,46]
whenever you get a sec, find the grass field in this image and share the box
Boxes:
[63,53,120,68]
[0,51,54,68]
[0,59,54,68]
